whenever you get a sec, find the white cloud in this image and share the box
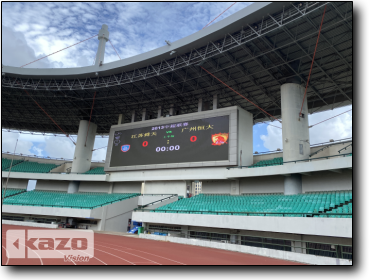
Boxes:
[2,2,253,68]
[260,106,353,151]
[260,125,283,151]
[1,131,34,155]
[43,137,76,159]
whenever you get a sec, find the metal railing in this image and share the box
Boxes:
[142,226,352,260]
[135,208,352,217]
[137,194,178,209]
[227,152,352,170]
[3,194,140,210]
[338,143,352,154]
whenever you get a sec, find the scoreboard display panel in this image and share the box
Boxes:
[109,115,229,167]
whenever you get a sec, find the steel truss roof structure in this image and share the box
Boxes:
[1,2,352,134]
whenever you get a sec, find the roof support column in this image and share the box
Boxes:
[131,110,135,123]
[198,98,203,112]
[95,24,109,67]
[68,120,97,193]
[157,106,162,118]
[118,114,124,125]
[213,94,218,110]
[142,108,147,121]
[281,83,310,162]
[169,104,174,116]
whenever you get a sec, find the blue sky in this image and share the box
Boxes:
[1,2,352,161]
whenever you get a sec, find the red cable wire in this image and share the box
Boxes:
[299,5,327,117]
[20,34,98,68]
[22,88,76,145]
[85,92,97,147]
[202,2,237,29]
[109,39,121,60]
[262,121,282,129]
[200,66,282,123]
[92,146,107,152]
[309,109,352,128]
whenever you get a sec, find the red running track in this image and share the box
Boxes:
[2,225,304,265]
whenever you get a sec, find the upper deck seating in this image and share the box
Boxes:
[84,167,106,174]
[3,190,140,209]
[248,157,283,168]
[151,191,352,218]
[2,188,26,198]
[2,158,24,171]
[7,161,59,173]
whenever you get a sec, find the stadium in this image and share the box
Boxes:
[2,2,352,265]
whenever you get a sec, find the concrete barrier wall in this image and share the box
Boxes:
[3,205,94,219]
[2,220,59,228]
[140,234,352,265]
[133,212,352,238]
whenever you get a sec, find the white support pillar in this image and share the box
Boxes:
[95,24,109,67]
[131,110,135,123]
[142,108,146,121]
[213,94,218,110]
[281,83,310,162]
[71,120,97,173]
[141,182,145,195]
[169,104,174,116]
[198,98,203,112]
[157,106,162,118]
[118,114,123,125]
[284,174,302,195]
[67,181,80,194]
[230,179,240,195]
[68,120,97,193]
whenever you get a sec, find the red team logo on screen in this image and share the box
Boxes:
[121,145,130,152]
[211,133,229,146]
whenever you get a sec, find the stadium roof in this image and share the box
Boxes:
[1,1,352,134]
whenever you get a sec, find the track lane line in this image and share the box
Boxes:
[94,238,186,265]
[2,235,43,265]
[3,231,74,265]
[2,245,10,265]
[92,241,162,265]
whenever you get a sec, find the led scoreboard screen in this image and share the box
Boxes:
[110,115,229,167]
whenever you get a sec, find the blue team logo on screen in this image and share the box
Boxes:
[121,145,130,152]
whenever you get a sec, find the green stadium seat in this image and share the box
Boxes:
[84,167,106,174]
[3,190,140,209]
[151,191,352,218]
[3,160,59,173]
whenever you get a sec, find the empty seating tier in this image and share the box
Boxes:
[2,158,24,171]
[7,161,59,173]
[3,191,140,209]
[2,188,26,198]
[84,167,106,174]
[151,191,352,218]
[248,157,283,168]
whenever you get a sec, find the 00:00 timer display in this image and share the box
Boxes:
[156,145,180,152]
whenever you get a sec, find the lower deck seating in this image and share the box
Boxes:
[2,188,26,198]
[7,161,59,173]
[2,158,24,171]
[84,167,106,174]
[3,191,140,209]
[152,191,352,218]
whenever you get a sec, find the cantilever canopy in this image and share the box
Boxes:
[1,2,352,134]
